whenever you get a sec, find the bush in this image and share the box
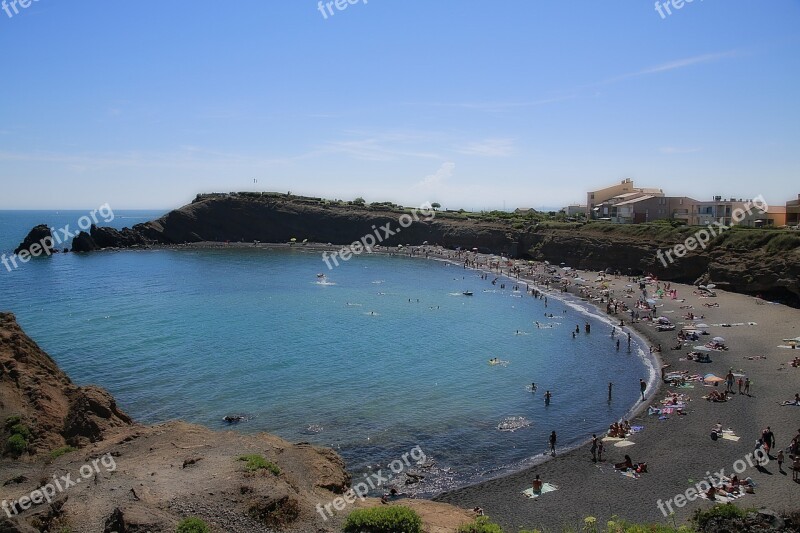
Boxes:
[6,434,28,456]
[238,454,280,475]
[457,515,503,533]
[176,517,212,533]
[342,506,423,533]
[692,503,749,530]
[10,424,31,440]
[5,415,21,428]
[49,446,77,460]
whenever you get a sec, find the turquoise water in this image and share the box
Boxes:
[0,212,655,495]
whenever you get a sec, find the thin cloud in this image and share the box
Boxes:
[596,51,738,86]
[455,138,514,157]
[407,94,578,112]
[415,161,455,189]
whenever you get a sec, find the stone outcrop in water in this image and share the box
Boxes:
[13,225,55,256]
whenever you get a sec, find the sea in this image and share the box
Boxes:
[0,210,657,496]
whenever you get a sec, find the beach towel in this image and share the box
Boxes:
[620,470,640,479]
[631,426,644,433]
[522,483,558,499]
[602,436,623,442]
[721,433,740,442]
[614,440,635,448]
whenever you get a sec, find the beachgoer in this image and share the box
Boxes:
[531,382,537,392]
[763,426,776,456]
[532,474,543,494]
[777,449,784,473]
[590,434,598,462]
[640,379,646,401]
[597,439,604,462]
[549,431,557,456]
[608,382,613,401]
[793,455,800,482]
[737,377,744,394]
[744,377,751,395]
[616,339,620,351]
[544,390,552,406]
[725,369,735,393]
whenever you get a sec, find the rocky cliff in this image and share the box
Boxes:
[21,192,800,306]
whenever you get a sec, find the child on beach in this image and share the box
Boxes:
[777,449,784,473]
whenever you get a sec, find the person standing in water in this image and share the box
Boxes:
[608,382,613,402]
[640,378,647,401]
[544,390,552,405]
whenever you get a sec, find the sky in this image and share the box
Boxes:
[0,0,798,211]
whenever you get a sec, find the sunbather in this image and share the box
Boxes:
[780,393,800,406]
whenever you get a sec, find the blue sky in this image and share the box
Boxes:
[1,0,798,210]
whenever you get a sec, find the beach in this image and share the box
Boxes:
[429,253,800,530]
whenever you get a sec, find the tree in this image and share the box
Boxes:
[353,197,365,205]
[431,202,441,211]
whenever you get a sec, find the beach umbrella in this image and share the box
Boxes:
[703,374,724,383]
[712,337,725,343]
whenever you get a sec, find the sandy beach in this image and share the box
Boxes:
[427,253,800,530]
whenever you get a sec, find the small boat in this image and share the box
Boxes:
[316,273,326,279]
[463,291,474,296]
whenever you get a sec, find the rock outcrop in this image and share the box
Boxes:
[0,312,133,456]
[13,225,55,256]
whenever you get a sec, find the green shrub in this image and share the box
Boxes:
[49,446,77,460]
[691,503,749,530]
[237,454,280,475]
[342,506,423,533]
[10,424,31,440]
[6,434,28,456]
[175,517,212,533]
[5,415,21,428]
[457,515,503,533]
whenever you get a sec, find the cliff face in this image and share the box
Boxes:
[0,312,133,455]
[36,192,800,305]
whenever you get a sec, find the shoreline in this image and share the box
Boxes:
[9,241,799,530]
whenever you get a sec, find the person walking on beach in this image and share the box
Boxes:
[640,379,647,401]
[549,431,557,456]
[591,434,598,462]
[763,426,776,458]
[608,382,613,402]
[744,377,751,396]
[725,369,735,393]
[738,377,744,394]
[597,439,604,462]
[777,449,785,474]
